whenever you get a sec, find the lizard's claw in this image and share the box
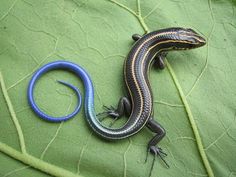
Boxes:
[96,105,119,122]
[149,146,169,168]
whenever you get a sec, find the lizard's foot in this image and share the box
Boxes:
[97,105,121,127]
[146,146,169,177]
[97,97,131,127]
[148,146,168,167]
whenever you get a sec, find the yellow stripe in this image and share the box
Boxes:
[126,31,195,133]
[125,31,176,131]
[140,40,195,127]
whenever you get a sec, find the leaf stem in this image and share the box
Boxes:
[136,0,141,16]
[0,71,27,154]
[137,15,150,33]
[0,142,82,177]
[108,0,137,16]
[165,61,214,177]
[108,0,149,33]
[136,0,149,33]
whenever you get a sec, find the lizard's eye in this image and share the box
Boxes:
[186,28,197,34]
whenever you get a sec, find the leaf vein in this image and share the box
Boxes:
[205,113,236,151]
[143,2,162,20]
[186,23,215,97]
[40,89,74,159]
[7,48,57,90]
[154,100,184,107]
[77,132,93,174]
[0,0,18,22]
[0,71,27,154]
[108,0,137,17]
[123,138,131,177]
[3,166,30,177]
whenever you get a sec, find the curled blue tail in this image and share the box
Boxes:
[27,61,83,122]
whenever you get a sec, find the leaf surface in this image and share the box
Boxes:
[0,0,236,177]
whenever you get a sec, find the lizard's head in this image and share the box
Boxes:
[172,27,206,49]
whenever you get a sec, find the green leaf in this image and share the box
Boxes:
[0,0,235,177]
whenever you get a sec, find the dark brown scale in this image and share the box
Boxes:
[96,27,206,142]
[90,28,207,177]
[96,27,205,175]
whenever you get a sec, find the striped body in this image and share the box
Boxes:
[28,28,206,141]
[87,28,205,139]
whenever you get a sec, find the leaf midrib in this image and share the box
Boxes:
[108,0,215,176]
